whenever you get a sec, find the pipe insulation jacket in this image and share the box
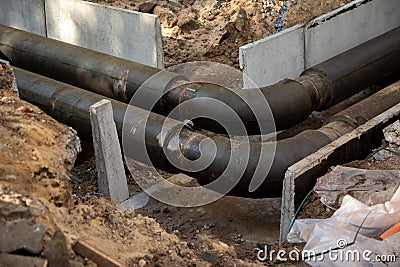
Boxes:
[1,25,400,135]
[13,68,400,198]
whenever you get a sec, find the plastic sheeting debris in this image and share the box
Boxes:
[287,185,400,266]
[315,166,400,210]
[384,120,400,146]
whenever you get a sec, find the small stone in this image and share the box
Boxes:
[107,213,116,225]
[373,150,391,161]
[234,8,247,31]
[154,6,178,28]
[139,2,157,14]
[1,206,29,220]
[168,0,182,9]
[178,19,200,32]
[88,210,96,219]
[162,207,170,213]
[201,251,220,264]
[45,228,70,267]
[233,233,245,243]
[138,259,147,267]
[0,220,46,254]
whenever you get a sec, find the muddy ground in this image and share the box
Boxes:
[87,0,352,68]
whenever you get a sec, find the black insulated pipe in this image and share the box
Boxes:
[1,25,400,135]
[14,68,400,198]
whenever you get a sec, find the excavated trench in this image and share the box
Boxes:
[0,25,399,199]
[1,21,400,265]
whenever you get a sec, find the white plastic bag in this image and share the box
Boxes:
[287,186,400,266]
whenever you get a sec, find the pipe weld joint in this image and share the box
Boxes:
[323,115,360,129]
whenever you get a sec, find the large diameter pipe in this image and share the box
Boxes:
[166,26,400,132]
[2,25,400,134]
[0,24,182,100]
[14,67,400,197]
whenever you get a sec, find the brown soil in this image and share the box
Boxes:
[344,144,400,171]
[87,0,353,68]
[71,157,303,266]
[0,63,81,208]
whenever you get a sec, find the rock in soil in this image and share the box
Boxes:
[45,228,71,267]
[0,219,46,254]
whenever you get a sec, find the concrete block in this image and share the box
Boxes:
[305,0,400,68]
[239,24,304,88]
[45,0,164,68]
[0,0,46,35]
[90,99,129,203]
[279,103,400,244]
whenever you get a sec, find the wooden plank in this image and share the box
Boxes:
[0,253,47,267]
[73,240,124,267]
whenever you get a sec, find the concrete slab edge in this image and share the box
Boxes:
[0,0,164,68]
[240,0,400,87]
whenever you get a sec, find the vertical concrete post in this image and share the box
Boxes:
[90,99,129,203]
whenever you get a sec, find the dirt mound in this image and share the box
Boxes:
[0,63,81,208]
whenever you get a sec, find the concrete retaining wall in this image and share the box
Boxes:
[305,0,400,68]
[239,25,304,89]
[45,0,164,68]
[240,0,400,88]
[0,0,46,36]
[0,0,164,68]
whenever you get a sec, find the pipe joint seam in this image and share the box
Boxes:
[323,114,365,129]
[297,68,332,110]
